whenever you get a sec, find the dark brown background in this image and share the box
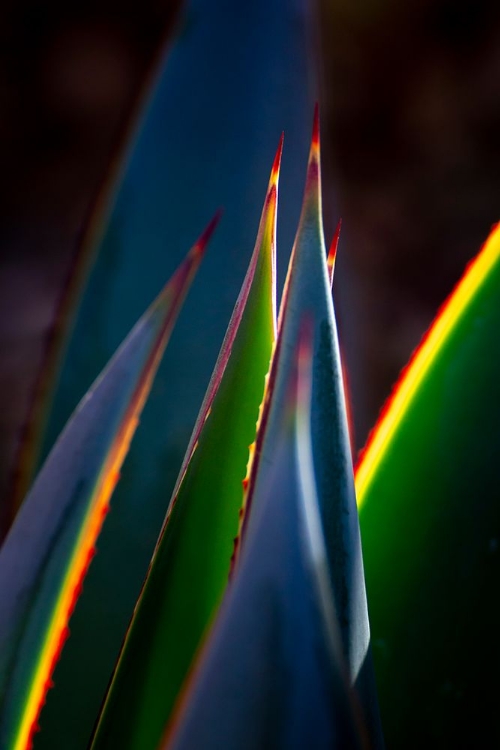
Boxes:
[320,0,500,443]
[1,0,499,504]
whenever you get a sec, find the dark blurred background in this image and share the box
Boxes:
[1,0,499,501]
[319,0,500,443]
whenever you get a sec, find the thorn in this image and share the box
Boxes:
[193,210,223,257]
[311,102,320,152]
[304,105,321,193]
[327,219,342,284]
[269,132,284,187]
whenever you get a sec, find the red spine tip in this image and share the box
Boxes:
[327,218,342,281]
[270,133,284,185]
[194,210,223,256]
[311,103,320,150]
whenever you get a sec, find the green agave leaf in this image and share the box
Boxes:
[27,3,315,745]
[241,111,383,747]
[90,144,280,750]
[356,223,500,747]
[163,329,364,750]
[0,226,213,750]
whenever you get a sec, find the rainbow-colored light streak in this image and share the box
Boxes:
[355,222,500,506]
[10,225,215,750]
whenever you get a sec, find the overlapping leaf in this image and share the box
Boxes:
[163,331,364,750]
[24,4,315,745]
[357,223,500,747]
[0,227,213,750]
[89,144,280,750]
[240,111,383,747]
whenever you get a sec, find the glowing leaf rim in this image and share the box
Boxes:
[9,223,216,750]
[355,222,500,505]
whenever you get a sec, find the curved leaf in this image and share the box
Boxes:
[30,4,315,745]
[163,330,365,750]
[90,144,280,750]
[240,110,383,747]
[0,225,213,750]
[357,223,500,746]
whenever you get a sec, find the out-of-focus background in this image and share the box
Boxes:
[0,0,499,504]
[319,0,500,443]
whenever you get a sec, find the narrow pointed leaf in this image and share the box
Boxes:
[326,220,356,451]
[163,331,364,750]
[356,223,500,747]
[0,227,212,750]
[241,110,383,746]
[27,5,315,745]
[327,219,342,286]
[90,147,280,750]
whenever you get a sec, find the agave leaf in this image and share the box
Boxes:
[327,219,341,286]
[28,4,315,746]
[163,329,365,750]
[89,144,280,750]
[35,1,314,484]
[0,225,213,750]
[356,223,500,747]
[240,110,383,746]
[326,220,356,452]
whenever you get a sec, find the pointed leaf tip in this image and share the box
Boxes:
[311,103,320,154]
[269,133,284,188]
[302,107,321,205]
[327,219,342,285]
[192,211,222,257]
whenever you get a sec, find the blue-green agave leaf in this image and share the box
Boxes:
[163,331,364,750]
[241,111,383,746]
[29,3,316,746]
[0,226,212,750]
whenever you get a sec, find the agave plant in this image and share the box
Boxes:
[2,2,317,743]
[1,1,500,748]
[2,101,500,748]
